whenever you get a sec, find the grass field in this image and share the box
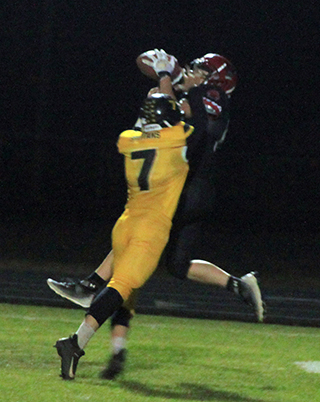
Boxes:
[0,303,319,402]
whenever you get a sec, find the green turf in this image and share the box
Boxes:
[0,303,319,402]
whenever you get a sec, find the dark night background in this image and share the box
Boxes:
[0,1,319,293]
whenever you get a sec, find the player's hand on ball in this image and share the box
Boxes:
[150,49,177,76]
[136,49,183,83]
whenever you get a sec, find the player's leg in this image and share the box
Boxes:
[99,288,137,379]
[50,251,135,379]
[55,286,123,380]
[103,284,139,377]
[55,214,169,380]
[165,221,265,322]
[77,217,168,377]
[100,324,129,380]
[187,259,230,286]
[188,259,264,321]
[54,217,130,380]
[56,274,138,381]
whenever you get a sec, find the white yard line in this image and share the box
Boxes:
[295,361,320,373]
[0,312,82,324]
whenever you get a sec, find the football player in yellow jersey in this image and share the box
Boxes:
[108,95,193,301]
[49,50,264,379]
[54,93,193,380]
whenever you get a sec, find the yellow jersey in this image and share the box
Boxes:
[117,122,194,221]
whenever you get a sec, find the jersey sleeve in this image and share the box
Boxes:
[182,122,194,139]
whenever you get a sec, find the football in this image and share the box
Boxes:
[136,50,183,83]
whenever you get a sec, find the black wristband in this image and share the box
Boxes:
[158,71,172,79]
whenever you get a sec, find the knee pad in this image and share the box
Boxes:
[88,287,123,327]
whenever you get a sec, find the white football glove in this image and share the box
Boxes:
[150,49,177,76]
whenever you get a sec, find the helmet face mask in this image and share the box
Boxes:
[141,93,182,130]
[191,53,238,95]
[191,65,212,81]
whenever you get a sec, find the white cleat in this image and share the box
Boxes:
[47,278,95,308]
[239,272,265,322]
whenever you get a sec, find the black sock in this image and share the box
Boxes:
[85,272,106,288]
[227,276,241,295]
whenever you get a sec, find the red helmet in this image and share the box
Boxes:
[191,53,238,95]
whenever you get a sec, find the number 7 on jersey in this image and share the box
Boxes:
[131,149,156,191]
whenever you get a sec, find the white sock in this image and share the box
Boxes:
[112,336,126,354]
[76,322,96,350]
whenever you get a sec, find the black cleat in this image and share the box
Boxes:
[47,278,97,308]
[100,349,127,380]
[239,272,265,322]
[54,334,85,380]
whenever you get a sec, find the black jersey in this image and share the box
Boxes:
[164,85,231,278]
[172,84,230,223]
[183,84,230,179]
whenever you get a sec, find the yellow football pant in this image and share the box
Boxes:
[108,210,171,301]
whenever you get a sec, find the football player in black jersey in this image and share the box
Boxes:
[48,50,264,379]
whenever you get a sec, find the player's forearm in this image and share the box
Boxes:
[158,75,176,100]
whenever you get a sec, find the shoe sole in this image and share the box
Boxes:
[47,279,94,308]
[241,273,265,322]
